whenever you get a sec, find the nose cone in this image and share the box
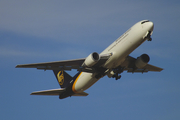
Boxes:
[148,21,154,31]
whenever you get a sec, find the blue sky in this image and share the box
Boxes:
[0,0,180,120]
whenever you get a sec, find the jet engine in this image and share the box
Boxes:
[135,54,150,68]
[82,52,100,67]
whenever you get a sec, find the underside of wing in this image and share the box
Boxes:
[30,88,66,96]
[16,58,85,71]
[72,92,89,96]
[16,53,111,72]
[121,56,163,73]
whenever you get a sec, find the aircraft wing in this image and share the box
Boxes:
[121,56,163,73]
[30,88,66,96]
[16,54,111,72]
[16,58,85,70]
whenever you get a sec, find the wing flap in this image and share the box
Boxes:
[30,88,65,96]
[126,68,148,73]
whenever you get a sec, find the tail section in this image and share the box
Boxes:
[53,70,72,88]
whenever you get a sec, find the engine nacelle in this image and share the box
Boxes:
[135,54,150,68]
[82,52,100,67]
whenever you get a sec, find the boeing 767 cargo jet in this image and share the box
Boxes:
[16,20,163,99]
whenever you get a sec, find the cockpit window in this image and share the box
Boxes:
[141,20,149,24]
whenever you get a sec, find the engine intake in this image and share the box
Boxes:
[82,52,100,67]
[135,54,150,68]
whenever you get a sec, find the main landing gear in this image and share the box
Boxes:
[112,74,121,80]
[113,67,124,80]
[107,67,124,80]
[95,67,124,80]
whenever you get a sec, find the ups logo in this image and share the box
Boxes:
[57,71,64,85]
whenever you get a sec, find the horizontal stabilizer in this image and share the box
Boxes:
[30,88,65,96]
[72,92,89,96]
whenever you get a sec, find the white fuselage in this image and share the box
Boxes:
[72,20,154,93]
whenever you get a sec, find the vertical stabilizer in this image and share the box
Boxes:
[53,70,72,88]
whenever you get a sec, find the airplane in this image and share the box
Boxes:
[16,20,163,99]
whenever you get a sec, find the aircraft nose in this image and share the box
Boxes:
[148,21,154,31]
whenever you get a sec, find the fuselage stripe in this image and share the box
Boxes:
[72,72,82,93]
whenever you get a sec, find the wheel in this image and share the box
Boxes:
[118,75,121,79]
[147,37,152,41]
